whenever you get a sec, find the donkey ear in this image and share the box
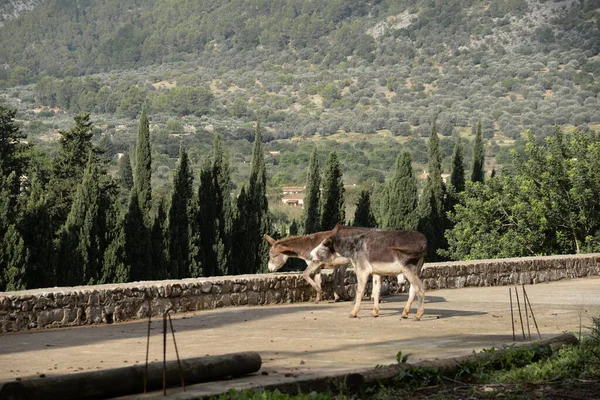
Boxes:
[264,234,277,245]
[332,224,342,235]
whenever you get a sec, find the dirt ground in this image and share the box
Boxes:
[1,277,600,399]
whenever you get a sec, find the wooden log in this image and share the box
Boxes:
[0,352,261,400]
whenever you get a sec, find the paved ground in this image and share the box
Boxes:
[1,277,600,398]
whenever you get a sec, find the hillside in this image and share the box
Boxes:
[0,0,599,191]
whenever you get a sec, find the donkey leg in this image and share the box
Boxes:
[350,259,371,318]
[371,274,382,317]
[398,265,425,321]
[302,262,324,303]
[331,267,341,302]
[338,265,350,300]
[401,284,415,319]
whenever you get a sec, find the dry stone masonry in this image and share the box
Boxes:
[1,253,599,333]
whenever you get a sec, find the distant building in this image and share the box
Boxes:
[282,186,305,195]
[419,171,451,184]
[282,193,304,208]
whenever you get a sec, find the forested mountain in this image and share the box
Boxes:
[1,0,600,290]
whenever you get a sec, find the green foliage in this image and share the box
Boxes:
[396,351,411,364]
[0,104,28,179]
[167,146,194,278]
[320,152,345,230]
[117,152,134,190]
[233,123,272,274]
[470,122,485,184]
[418,124,448,260]
[352,189,377,228]
[445,128,600,260]
[47,112,97,226]
[133,105,152,218]
[0,224,29,291]
[380,152,419,231]
[301,148,321,234]
[393,367,441,388]
[56,151,103,285]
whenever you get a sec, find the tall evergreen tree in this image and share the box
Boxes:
[212,135,234,276]
[19,174,55,288]
[380,152,419,230]
[118,152,134,190]
[320,152,345,230]
[47,112,96,226]
[167,146,193,279]
[133,105,152,217]
[301,148,321,234]
[418,124,448,260]
[232,122,272,274]
[450,139,466,193]
[0,224,29,291]
[470,121,485,183]
[123,190,152,282]
[352,189,377,228]
[152,198,169,280]
[55,151,102,285]
[0,104,28,180]
[196,135,234,277]
[232,187,251,275]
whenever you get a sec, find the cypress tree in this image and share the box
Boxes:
[289,219,299,235]
[123,190,152,282]
[196,136,233,277]
[197,159,218,277]
[380,152,419,230]
[0,224,29,291]
[232,122,272,274]
[55,151,102,285]
[134,105,152,217]
[212,135,233,276]
[320,152,345,230]
[353,189,377,228]
[152,198,169,280]
[118,152,134,190]
[301,148,321,234]
[0,104,28,179]
[470,121,485,183]
[167,146,194,279]
[19,174,55,288]
[232,187,251,275]
[450,139,466,193]
[48,113,96,226]
[418,124,448,260]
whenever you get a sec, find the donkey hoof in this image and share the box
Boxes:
[401,311,409,319]
[349,313,358,318]
[372,312,379,318]
[413,316,421,321]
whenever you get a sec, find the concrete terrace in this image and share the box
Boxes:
[1,276,600,398]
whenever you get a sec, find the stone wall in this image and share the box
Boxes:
[1,253,599,333]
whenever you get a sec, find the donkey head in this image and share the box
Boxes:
[264,234,299,272]
[309,224,341,263]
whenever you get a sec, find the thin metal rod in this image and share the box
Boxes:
[163,312,167,396]
[144,301,152,393]
[522,284,531,340]
[509,288,515,341]
[523,286,542,340]
[514,286,526,340]
[168,313,186,392]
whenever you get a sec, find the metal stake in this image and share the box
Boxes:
[523,286,542,340]
[168,313,186,392]
[163,312,167,396]
[522,284,531,340]
[509,287,515,341]
[144,300,152,393]
[514,286,526,340]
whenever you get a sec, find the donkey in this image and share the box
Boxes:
[264,231,352,302]
[311,224,428,320]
